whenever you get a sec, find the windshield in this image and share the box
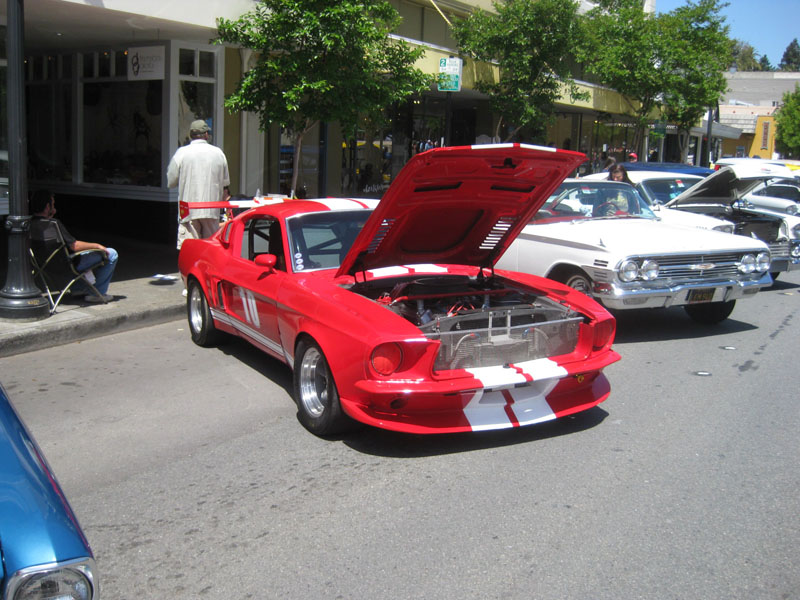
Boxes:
[535,182,656,222]
[639,177,701,205]
[286,209,371,272]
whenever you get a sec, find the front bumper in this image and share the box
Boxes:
[592,272,772,310]
[341,352,619,434]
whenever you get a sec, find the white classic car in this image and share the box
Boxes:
[582,170,734,232]
[496,179,772,324]
[665,164,800,277]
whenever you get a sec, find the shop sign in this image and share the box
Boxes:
[438,57,462,92]
[128,46,165,81]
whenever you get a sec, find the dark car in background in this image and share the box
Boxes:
[0,383,98,600]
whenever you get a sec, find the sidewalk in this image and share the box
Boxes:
[0,229,186,357]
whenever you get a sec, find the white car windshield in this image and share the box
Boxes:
[536,182,656,221]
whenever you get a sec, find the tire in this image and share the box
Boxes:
[684,300,735,325]
[561,271,593,296]
[187,279,222,347]
[293,339,352,436]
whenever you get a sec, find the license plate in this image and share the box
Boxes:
[687,288,715,303]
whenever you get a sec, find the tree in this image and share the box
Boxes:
[758,54,774,72]
[731,40,760,71]
[775,85,800,159]
[451,0,588,142]
[578,0,731,160]
[216,0,432,196]
[778,38,800,71]
[577,0,667,156]
[660,0,732,163]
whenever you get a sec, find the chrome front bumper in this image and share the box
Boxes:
[592,272,772,310]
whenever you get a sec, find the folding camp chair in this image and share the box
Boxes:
[29,218,109,313]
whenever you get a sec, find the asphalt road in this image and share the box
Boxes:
[3,273,799,599]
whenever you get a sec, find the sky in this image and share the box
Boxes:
[655,0,798,67]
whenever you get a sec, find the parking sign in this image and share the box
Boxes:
[438,57,462,92]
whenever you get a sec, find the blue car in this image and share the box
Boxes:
[0,383,98,600]
[619,161,714,176]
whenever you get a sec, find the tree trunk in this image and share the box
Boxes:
[291,133,303,199]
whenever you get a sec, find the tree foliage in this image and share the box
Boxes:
[451,0,587,142]
[578,0,731,160]
[216,0,432,195]
[775,85,800,159]
[660,0,732,161]
[730,40,760,71]
[779,38,800,71]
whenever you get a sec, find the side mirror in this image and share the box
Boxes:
[254,254,277,270]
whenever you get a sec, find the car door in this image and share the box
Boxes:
[219,215,288,361]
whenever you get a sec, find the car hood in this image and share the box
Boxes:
[523,218,767,254]
[667,164,793,208]
[336,144,585,277]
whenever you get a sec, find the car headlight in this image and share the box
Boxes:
[792,224,800,239]
[756,252,771,272]
[787,204,798,215]
[371,342,403,376]
[640,259,659,281]
[618,259,639,282]
[5,560,97,600]
[791,242,800,259]
[712,223,735,234]
[738,253,756,273]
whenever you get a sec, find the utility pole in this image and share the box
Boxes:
[0,0,50,319]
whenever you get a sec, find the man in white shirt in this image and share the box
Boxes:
[167,119,230,249]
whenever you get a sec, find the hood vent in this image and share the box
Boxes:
[480,217,516,251]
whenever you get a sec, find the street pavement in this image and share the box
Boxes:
[0,228,185,357]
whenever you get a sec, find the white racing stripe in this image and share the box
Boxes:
[463,358,567,430]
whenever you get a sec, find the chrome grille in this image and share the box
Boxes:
[768,241,790,259]
[626,252,758,283]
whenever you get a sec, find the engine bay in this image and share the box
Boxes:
[354,274,584,370]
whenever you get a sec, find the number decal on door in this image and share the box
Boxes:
[237,288,260,328]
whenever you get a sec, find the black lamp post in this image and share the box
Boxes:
[0,0,50,319]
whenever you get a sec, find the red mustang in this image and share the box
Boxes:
[179,144,620,435]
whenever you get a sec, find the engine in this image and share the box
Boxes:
[361,275,584,371]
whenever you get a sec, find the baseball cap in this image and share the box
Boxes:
[629,152,637,159]
[190,119,210,134]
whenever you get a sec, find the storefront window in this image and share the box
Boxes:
[27,81,72,181]
[83,80,162,186]
[177,80,215,145]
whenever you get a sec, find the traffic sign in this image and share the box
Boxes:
[438,57,462,92]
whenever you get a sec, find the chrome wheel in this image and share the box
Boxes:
[188,285,204,335]
[186,280,221,347]
[298,346,328,418]
[293,339,352,436]
[564,272,592,295]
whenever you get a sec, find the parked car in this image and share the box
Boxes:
[0,382,98,600]
[665,164,800,278]
[618,161,714,176]
[581,170,734,232]
[496,179,772,325]
[179,144,620,436]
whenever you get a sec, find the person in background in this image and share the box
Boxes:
[607,164,633,185]
[167,119,230,249]
[628,152,638,162]
[29,189,119,302]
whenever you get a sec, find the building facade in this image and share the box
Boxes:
[1,0,649,242]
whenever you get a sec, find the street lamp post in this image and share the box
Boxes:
[0,0,50,319]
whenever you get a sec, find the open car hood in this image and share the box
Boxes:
[336,144,585,277]
[667,163,793,208]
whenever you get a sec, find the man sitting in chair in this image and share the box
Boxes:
[29,189,119,302]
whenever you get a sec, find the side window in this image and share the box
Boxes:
[241,217,285,270]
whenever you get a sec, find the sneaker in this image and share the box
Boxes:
[85,293,113,303]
